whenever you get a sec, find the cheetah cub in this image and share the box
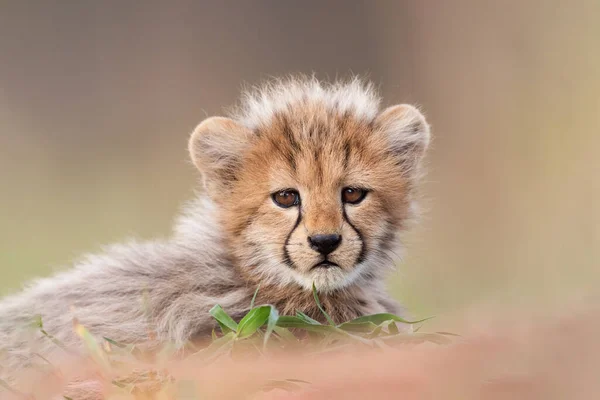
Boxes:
[0,76,430,378]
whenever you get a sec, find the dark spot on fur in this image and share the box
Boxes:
[284,151,296,170]
[357,298,368,307]
[268,135,297,169]
[335,113,346,131]
[343,140,351,169]
[281,116,301,169]
[313,149,324,185]
[283,126,299,151]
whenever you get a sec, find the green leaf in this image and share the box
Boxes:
[263,306,279,347]
[74,322,112,372]
[337,321,379,333]
[367,325,384,339]
[276,316,339,333]
[209,304,238,333]
[250,285,260,309]
[37,319,69,352]
[103,336,127,348]
[31,314,43,329]
[295,310,321,325]
[421,333,454,344]
[216,320,232,334]
[435,331,461,337]
[312,282,335,325]
[387,320,400,335]
[346,313,433,325]
[273,326,297,342]
[111,379,129,389]
[191,332,235,360]
[237,305,271,339]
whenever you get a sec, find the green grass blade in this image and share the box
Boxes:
[191,332,235,359]
[40,328,70,351]
[33,315,71,352]
[337,321,379,333]
[216,321,232,335]
[209,304,238,333]
[386,320,400,335]
[250,284,260,309]
[273,326,297,342]
[435,331,461,337]
[103,336,128,349]
[367,325,384,339]
[276,316,338,333]
[31,314,43,329]
[312,282,335,325]
[237,305,271,339]
[295,310,321,325]
[74,322,112,372]
[263,306,279,347]
[421,333,454,344]
[346,313,433,325]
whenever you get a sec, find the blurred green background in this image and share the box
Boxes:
[1,1,598,318]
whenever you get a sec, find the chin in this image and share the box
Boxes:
[289,265,355,293]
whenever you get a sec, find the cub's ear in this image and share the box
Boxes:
[374,104,431,173]
[188,117,253,195]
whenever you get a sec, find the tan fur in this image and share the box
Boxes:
[191,76,430,319]
[0,76,430,390]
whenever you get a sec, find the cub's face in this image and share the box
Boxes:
[189,101,429,293]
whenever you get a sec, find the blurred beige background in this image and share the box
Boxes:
[1,1,598,319]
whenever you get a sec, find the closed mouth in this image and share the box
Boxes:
[312,260,340,269]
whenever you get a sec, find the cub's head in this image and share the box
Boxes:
[189,77,430,292]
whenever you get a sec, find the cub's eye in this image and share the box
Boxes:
[272,189,300,208]
[342,187,368,204]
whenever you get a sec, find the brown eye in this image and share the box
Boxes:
[342,187,367,204]
[272,189,300,208]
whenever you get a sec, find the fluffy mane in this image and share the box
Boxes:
[231,75,382,129]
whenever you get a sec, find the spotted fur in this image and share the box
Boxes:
[0,76,430,386]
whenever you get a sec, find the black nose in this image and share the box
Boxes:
[308,234,342,255]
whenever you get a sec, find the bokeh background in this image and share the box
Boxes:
[1,1,598,321]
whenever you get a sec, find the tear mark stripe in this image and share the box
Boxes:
[283,207,303,269]
[342,208,367,264]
